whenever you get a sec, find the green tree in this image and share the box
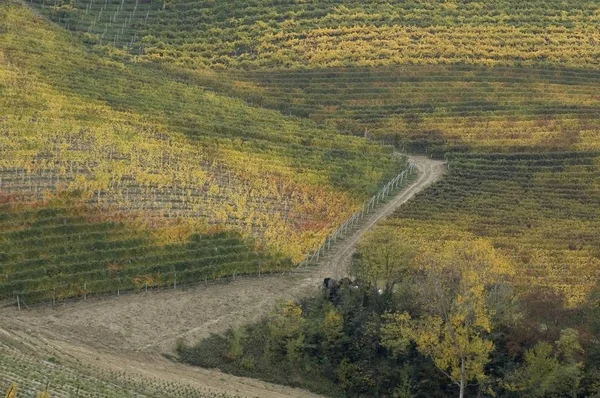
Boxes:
[505,328,583,397]
[352,227,416,296]
[265,301,305,364]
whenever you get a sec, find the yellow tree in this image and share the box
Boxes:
[384,239,514,398]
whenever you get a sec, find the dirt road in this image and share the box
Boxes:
[0,155,445,398]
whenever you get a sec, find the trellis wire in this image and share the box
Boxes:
[297,162,416,268]
[9,163,417,309]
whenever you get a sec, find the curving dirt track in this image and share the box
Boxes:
[0,155,445,398]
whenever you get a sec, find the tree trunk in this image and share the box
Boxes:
[459,356,465,398]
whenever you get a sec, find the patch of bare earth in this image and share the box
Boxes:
[0,155,445,397]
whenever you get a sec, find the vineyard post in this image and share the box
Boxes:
[16,294,20,311]
[258,264,261,277]
[53,287,56,306]
[84,282,87,301]
[145,282,148,294]
[174,272,177,289]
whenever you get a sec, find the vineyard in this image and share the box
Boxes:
[0,2,406,303]
[0,338,240,397]
[32,0,600,69]
[231,66,600,153]
[380,152,600,305]
[24,0,600,153]
[2,0,600,395]
[0,196,290,304]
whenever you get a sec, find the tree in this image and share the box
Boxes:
[265,301,305,364]
[352,227,416,296]
[384,239,514,398]
[504,328,583,397]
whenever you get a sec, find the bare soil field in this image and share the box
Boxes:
[0,155,445,398]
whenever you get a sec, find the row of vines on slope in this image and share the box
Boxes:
[32,0,600,69]
[380,152,600,306]
[0,2,403,266]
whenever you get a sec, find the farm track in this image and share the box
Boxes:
[0,155,445,398]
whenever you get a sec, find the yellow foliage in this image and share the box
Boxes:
[4,384,16,398]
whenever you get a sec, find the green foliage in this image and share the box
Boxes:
[505,329,584,397]
[0,199,290,303]
[179,284,454,397]
[352,227,416,295]
[178,237,599,397]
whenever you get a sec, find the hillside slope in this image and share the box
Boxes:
[383,152,600,304]
[30,0,600,152]
[0,156,443,398]
[0,2,403,302]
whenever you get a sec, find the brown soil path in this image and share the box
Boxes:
[0,155,446,398]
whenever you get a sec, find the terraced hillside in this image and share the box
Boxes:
[29,0,600,153]
[0,334,239,397]
[39,0,600,69]
[2,0,600,396]
[231,66,600,154]
[381,152,600,305]
[0,2,404,302]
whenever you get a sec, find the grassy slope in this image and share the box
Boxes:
[0,2,403,302]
